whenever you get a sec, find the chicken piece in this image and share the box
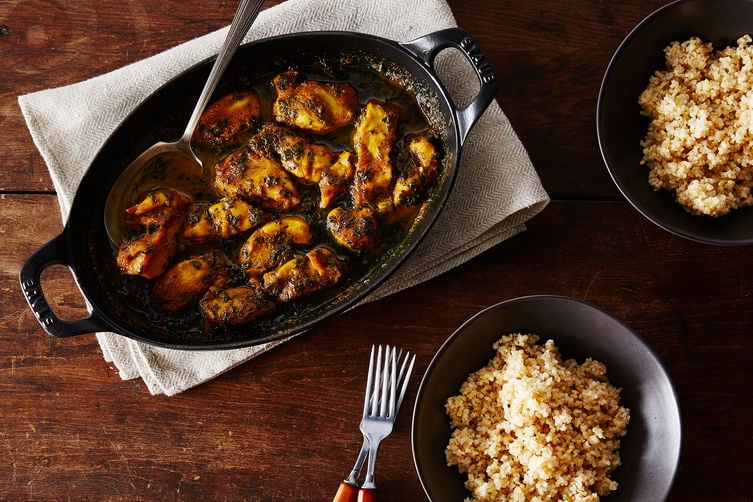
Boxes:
[393,135,439,207]
[245,123,282,159]
[246,123,337,183]
[215,147,301,212]
[116,223,182,280]
[199,279,276,326]
[181,205,214,243]
[117,189,191,279]
[205,197,266,238]
[182,197,267,243]
[263,247,343,302]
[238,216,313,276]
[326,206,381,252]
[319,151,354,209]
[274,128,336,183]
[150,251,232,312]
[193,90,261,149]
[272,70,359,135]
[351,100,401,211]
[123,188,191,230]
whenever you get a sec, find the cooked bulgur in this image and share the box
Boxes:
[639,35,753,216]
[445,333,630,502]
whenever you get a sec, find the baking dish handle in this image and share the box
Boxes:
[402,27,499,144]
[20,233,107,338]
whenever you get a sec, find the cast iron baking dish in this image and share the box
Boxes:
[20,28,497,349]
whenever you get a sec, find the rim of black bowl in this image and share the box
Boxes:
[411,294,682,501]
[596,0,753,246]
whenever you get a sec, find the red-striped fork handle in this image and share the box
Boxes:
[357,487,376,502]
[333,481,358,502]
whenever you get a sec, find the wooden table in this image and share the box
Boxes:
[2,1,751,500]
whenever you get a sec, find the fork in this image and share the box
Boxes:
[358,345,415,502]
[333,347,415,502]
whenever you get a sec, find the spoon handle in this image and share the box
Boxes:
[181,0,266,143]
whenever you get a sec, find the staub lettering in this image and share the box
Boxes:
[460,37,496,83]
[21,278,55,326]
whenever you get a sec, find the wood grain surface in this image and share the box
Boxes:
[2,1,752,500]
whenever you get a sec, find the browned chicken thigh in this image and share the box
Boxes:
[150,250,232,312]
[182,197,267,244]
[117,189,192,279]
[319,151,354,209]
[351,99,401,212]
[273,128,336,183]
[193,90,261,149]
[238,216,313,276]
[249,124,337,184]
[326,206,380,252]
[263,247,343,302]
[199,279,276,326]
[116,227,183,280]
[123,188,191,230]
[393,135,440,207]
[272,70,359,135]
[214,147,301,212]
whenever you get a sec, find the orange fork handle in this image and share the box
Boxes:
[357,487,376,502]
[333,481,358,502]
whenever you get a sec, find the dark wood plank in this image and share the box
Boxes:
[2,1,753,500]
[448,0,670,198]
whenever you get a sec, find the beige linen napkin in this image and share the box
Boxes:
[18,0,549,396]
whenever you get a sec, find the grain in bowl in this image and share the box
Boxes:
[445,333,630,502]
[638,34,753,216]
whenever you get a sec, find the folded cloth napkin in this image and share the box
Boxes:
[18,0,549,396]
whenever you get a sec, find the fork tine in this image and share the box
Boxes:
[362,345,375,417]
[379,346,389,417]
[389,347,397,418]
[395,349,409,408]
[373,345,384,416]
[397,353,416,412]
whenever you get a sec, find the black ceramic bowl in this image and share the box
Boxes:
[412,295,681,501]
[597,0,753,245]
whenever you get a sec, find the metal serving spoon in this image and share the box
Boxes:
[104,0,265,245]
